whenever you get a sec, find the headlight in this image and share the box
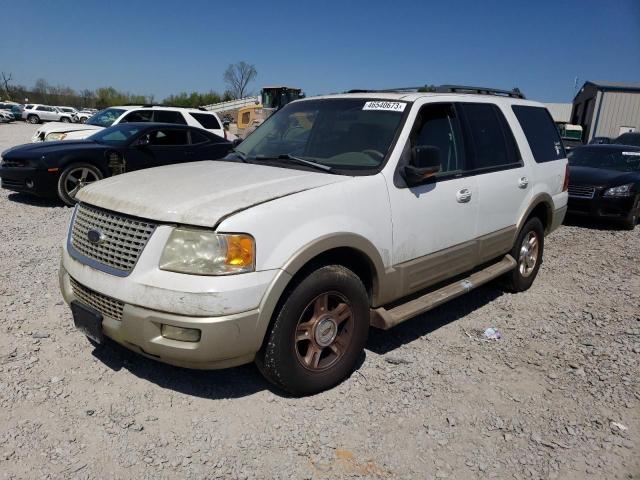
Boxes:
[603,184,633,197]
[45,132,67,141]
[159,228,255,275]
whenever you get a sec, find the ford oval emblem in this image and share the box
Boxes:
[87,229,106,245]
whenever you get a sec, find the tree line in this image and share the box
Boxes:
[0,62,258,109]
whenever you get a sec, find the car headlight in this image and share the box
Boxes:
[45,132,67,141]
[159,228,255,275]
[603,184,633,197]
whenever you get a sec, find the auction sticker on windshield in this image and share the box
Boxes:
[363,101,407,112]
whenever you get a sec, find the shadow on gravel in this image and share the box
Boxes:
[366,284,504,355]
[563,213,627,231]
[7,192,65,208]
[91,339,275,399]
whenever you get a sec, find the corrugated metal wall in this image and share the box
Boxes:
[592,91,640,139]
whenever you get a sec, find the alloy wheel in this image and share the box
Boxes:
[294,292,354,371]
[518,231,539,277]
[64,167,100,200]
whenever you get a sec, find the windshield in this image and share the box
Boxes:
[568,147,640,172]
[88,124,143,145]
[235,98,408,171]
[614,133,640,147]
[86,108,125,128]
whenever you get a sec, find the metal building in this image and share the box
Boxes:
[571,81,640,141]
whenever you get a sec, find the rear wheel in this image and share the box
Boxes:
[60,116,70,123]
[27,114,40,124]
[57,163,103,206]
[256,265,370,395]
[503,217,544,292]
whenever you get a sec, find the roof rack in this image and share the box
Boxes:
[346,85,526,99]
[122,103,208,110]
[434,85,525,99]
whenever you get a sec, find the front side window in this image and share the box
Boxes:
[236,98,408,171]
[148,129,188,146]
[121,110,153,123]
[461,103,520,170]
[412,103,464,174]
[86,108,126,127]
[512,105,565,162]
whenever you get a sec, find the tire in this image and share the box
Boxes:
[256,265,370,396]
[621,196,639,230]
[60,117,70,123]
[27,114,40,124]
[57,163,103,206]
[503,217,545,292]
[80,117,87,124]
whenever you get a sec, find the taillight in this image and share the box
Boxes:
[562,163,570,191]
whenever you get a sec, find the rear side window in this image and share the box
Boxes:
[461,103,520,170]
[149,129,189,146]
[190,112,221,129]
[512,106,565,162]
[155,110,187,125]
[189,130,210,144]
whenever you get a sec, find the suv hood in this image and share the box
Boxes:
[36,122,102,136]
[77,160,350,227]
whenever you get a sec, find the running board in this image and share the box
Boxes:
[371,254,517,330]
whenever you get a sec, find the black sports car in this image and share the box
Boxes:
[0,123,231,205]
[567,144,640,229]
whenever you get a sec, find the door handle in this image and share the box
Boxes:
[518,176,529,189]
[456,188,472,203]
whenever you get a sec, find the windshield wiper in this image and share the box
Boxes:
[257,154,333,172]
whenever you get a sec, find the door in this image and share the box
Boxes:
[126,128,190,171]
[36,106,54,121]
[460,103,529,262]
[385,102,479,294]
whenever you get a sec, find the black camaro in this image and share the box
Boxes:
[0,123,232,205]
[567,144,640,229]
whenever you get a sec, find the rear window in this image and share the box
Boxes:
[461,103,521,170]
[155,110,187,125]
[189,130,210,144]
[512,106,565,162]
[190,112,221,130]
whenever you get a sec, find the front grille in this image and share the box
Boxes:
[70,203,156,274]
[70,277,124,321]
[1,178,23,189]
[568,184,596,199]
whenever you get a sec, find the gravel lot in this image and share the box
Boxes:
[1,121,638,479]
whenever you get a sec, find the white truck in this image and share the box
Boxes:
[32,105,227,142]
[59,86,568,395]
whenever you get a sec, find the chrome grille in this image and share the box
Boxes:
[70,203,156,274]
[70,277,124,321]
[568,184,595,199]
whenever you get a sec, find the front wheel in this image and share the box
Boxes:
[256,265,370,396]
[621,196,639,230]
[57,163,103,206]
[503,217,544,292]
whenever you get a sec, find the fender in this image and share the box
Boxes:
[517,193,553,234]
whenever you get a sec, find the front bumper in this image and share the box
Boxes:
[60,234,290,369]
[0,166,58,196]
[567,195,636,219]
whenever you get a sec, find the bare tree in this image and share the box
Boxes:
[223,61,257,99]
[1,72,13,99]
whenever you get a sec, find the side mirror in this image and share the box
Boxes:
[136,135,151,147]
[402,145,441,186]
[231,138,242,147]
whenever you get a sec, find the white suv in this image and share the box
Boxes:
[22,104,74,124]
[59,86,568,395]
[32,105,226,142]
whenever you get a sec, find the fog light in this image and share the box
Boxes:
[160,324,201,342]
[25,179,35,189]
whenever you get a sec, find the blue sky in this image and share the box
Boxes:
[1,0,639,103]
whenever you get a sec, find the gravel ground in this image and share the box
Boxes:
[1,121,638,479]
